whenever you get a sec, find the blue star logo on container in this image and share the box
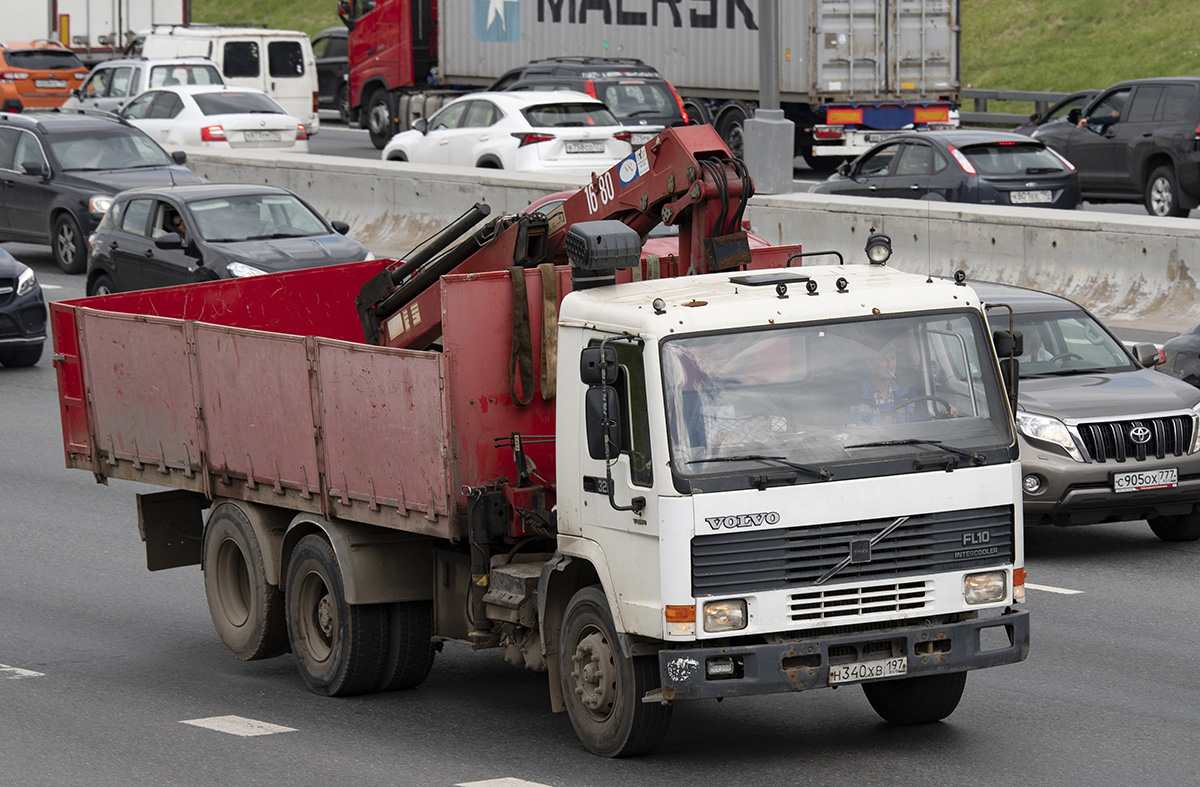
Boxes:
[474,0,520,42]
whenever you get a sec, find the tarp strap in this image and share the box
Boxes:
[539,263,558,400]
[509,266,534,407]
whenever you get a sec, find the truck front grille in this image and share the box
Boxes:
[1076,415,1195,463]
[790,580,931,622]
[692,505,1014,596]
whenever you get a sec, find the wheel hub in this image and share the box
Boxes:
[316,593,334,637]
[570,630,615,716]
[1151,178,1173,215]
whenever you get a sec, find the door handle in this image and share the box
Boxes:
[910,184,920,190]
[108,241,119,250]
[868,185,878,191]
[367,47,375,56]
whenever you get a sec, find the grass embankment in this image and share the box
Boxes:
[192,0,1200,92]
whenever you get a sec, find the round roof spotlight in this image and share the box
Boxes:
[652,297,667,314]
[865,233,892,265]
[954,269,967,285]
[806,279,819,296]
[775,283,788,299]
[835,277,849,293]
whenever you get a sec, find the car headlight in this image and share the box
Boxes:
[16,265,37,296]
[1015,410,1084,462]
[703,599,747,633]
[89,195,113,215]
[964,571,1007,605]
[227,262,268,278]
[1191,404,1200,454]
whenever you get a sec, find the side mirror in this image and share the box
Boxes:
[1028,112,1041,123]
[585,386,623,460]
[836,161,852,177]
[413,117,428,134]
[580,346,619,385]
[331,220,350,235]
[1131,342,1161,367]
[994,329,1023,357]
[171,150,188,165]
[994,330,1022,414]
[155,232,184,249]
[1067,108,1082,125]
[21,160,47,179]
[71,88,82,99]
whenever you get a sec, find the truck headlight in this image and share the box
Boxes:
[16,265,37,296]
[964,571,1007,605]
[227,262,268,278]
[89,195,113,215]
[703,599,747,632]
[1015,410,1084,462]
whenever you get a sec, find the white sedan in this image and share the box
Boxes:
[119,85,309,152]
[381,91,633,178]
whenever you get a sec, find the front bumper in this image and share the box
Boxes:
[656,609,1029,701]
[1021,437,1200,525]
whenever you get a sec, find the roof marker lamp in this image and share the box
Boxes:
[865,233,892,265]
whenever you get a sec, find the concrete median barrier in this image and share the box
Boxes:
[184,151,1200,333]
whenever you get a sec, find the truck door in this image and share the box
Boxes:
[579,342,660,548]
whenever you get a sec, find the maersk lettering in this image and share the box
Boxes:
[705,511,780,530]
[537,0,757,29]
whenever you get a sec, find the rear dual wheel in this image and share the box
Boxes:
[286,534,435,696]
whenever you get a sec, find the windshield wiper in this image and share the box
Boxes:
[625,110,661,117]
[686,454,833,480]
[844,438,986,465]
[1023,366,1109,378]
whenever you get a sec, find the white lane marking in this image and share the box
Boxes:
[1026,582,1084,595]
[0,663,45,679]
[180,715,297,737]
[458,780,557,787]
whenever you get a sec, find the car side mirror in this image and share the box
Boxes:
[413,117,428,134]
[71,88,82,99]
[331,220,350,235]
[21,160,47,179]
[155,232,184,250]
[171,150,188,165]
[1067,108,1082,125]
[1028,112,1041,123]
[1131,342,1162,367]
[836,161,852,177]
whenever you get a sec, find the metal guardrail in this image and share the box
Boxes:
[960,88,1073,127]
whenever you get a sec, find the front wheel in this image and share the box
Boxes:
[1148,512,1200,542]
[285,534,389,696]
[862,671,967,724]
[53,212,87,274]
[1145,165,1188,217]
[365,89,394,150]
[559,586,671,757]
[88,273,115,297]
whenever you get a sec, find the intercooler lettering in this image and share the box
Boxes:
[706,511,780,530]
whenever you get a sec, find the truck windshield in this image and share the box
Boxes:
[661,311,1014,488]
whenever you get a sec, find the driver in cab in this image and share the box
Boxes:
[851,345,957,423]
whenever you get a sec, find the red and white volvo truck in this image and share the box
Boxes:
[52,125,1028,757]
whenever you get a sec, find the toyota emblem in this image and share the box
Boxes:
[1129,425,1152,444]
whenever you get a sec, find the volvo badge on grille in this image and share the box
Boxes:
[1129,425,1152,444]
[814,516,909,585]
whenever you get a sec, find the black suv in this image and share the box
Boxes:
[488,56,686,146]
[0,110,203,273]
[1033,77,1200,217]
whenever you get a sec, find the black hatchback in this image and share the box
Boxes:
[85,183,371,295]
[811,130,1080,209]
[0,110,202,274]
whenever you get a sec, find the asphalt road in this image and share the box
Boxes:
[3,255,1200,785]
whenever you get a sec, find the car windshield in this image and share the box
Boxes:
[662,312,1014,488]
[48,127,172,170]
[4,50,84,70]
[193,92,285,115]
[522,102,618,128]
[190,193,328,242]
[961,142,1067,175]
[148,63,223,87]
[1013,309,1136,376]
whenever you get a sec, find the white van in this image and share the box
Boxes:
[135,26,319,134]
